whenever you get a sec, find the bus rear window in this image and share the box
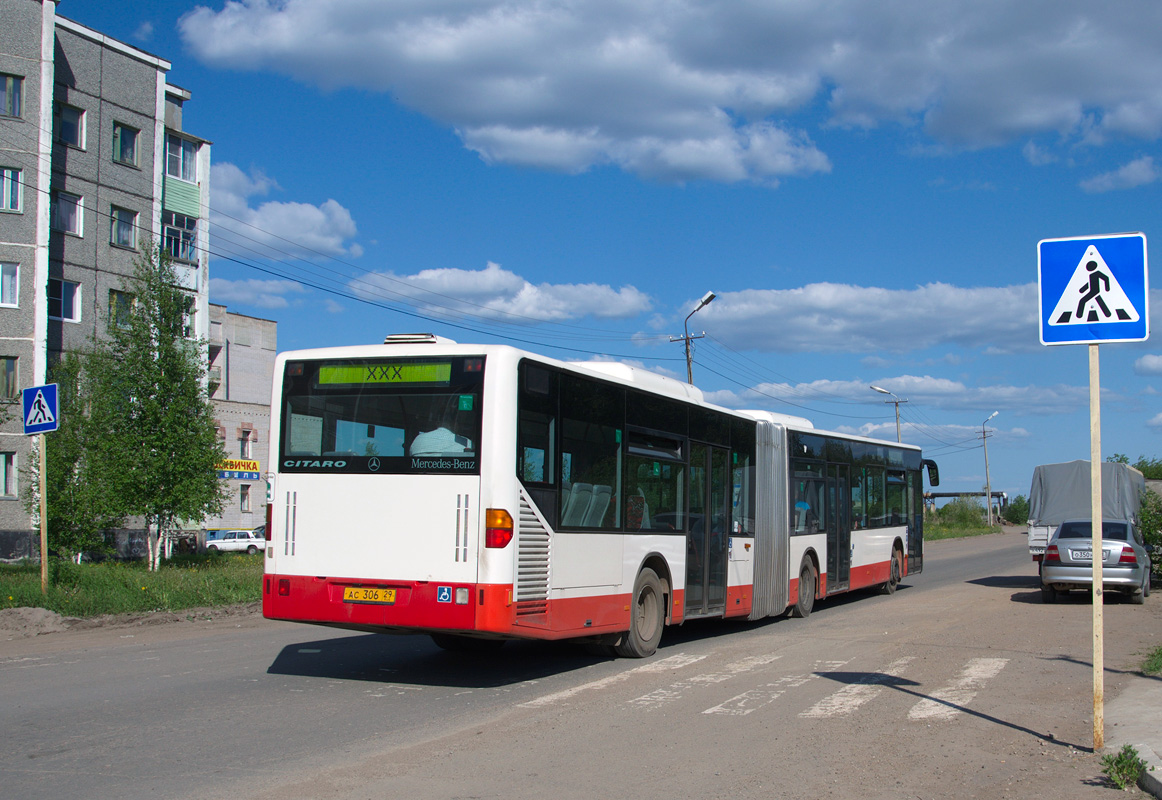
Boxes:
[280,356,484,474]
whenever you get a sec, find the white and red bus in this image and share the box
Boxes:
[262,335,939,657]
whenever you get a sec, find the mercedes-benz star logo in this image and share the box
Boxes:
[368,457,381,472]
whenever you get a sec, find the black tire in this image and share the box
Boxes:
[790,561,816,618]
[246,545,258,555]
[207,545,218,552]
[881,548,902,595]
[430,634,506,653]
[1041,583,1056,603]
[615,568,666,658]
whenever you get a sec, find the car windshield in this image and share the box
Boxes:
[1056,521,1129,540]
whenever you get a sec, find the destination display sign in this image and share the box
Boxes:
[317,362,453,385]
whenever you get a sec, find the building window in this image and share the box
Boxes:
[0,453,15,497]
[108,289,134,328]
[112,122,138,165]
[51,191,82,235]
[55,103,85,148]
[163,210,197,261]
[0,74,21,118]
[0,263,18,307]
[240,484,251,513]
[0,168,20,212]
[166,134,197,181]
[110,206,137,249]
[240,429,253,459]
[0,358,16,399]
[48,278,80,322]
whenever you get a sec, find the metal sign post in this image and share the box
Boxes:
[1038,232,1148,751]
[1088,343,1103,748]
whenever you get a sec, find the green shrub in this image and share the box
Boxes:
[1101,744,1146,790]
[935,496,987,528]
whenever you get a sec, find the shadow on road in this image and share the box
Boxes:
[816,669,1090,752]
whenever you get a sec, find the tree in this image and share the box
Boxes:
[1108,453,1162,480]
[1001,494,1029,525]
[28,352,125,561]
[85,245,225,569]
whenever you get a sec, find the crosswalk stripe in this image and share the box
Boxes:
[908,657,1009,721]
[799,657,916,718]
[704,660,849,716]
[520,652,706,708]
[629,653,782,709]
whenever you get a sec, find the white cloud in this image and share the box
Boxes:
[1148,412,1162,429]
[1080,156,1159,193]
[705,374,1089,417]
[132,21,154,42]
[180,1,1162,183]
[210,277,306,309]
[1135,354,1162,376]
[351,261,653,321]
[210,162,360,259]
[690,282,1038,354]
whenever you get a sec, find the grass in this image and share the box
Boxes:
[924,524,1003,540]
[0,553,263,617]
[1144,645,1162,676]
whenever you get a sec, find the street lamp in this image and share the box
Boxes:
[982,411,999,526]
[869,385,907,443]
[676,291,716,384]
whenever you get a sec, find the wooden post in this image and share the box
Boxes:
[38,432,47,594]
[1089,343,1103,750]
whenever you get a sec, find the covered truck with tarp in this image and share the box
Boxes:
[1027,460,1145,560]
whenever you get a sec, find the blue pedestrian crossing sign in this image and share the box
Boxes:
[22,383,59,435]
[1038,232,1148,345]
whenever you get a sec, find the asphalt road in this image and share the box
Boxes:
[2,532,1158,800]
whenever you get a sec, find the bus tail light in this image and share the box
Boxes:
[1119,546,1138,565]
[265,501,273,541]
[1044,545,1060,564]
[278,578,290,596]
[485,508,514,548]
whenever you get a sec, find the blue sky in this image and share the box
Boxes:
[61,0,1162,504]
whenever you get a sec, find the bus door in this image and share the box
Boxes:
[827,464,851,592]
[686,443,730,617]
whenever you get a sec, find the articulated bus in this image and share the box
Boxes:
[262,335,939,657]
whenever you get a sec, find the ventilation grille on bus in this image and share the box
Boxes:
[515,491,551,617]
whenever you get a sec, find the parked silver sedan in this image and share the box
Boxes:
[1040,519,1152,604]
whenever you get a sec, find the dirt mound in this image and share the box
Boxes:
[0,602,262,639]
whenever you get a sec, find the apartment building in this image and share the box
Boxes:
[0,0,211,558]
[204,303,276,533]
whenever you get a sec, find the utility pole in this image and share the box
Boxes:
[670,291,716,384]
[982,411,998,526]
[869,385,907,442]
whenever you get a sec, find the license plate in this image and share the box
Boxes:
[1071,550,1092,560]
[343,586,396,604]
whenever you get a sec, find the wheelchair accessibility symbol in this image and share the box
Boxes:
[436,586,452,603]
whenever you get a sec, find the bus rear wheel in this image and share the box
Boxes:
[790,561,816,618]
[615,568,665,658]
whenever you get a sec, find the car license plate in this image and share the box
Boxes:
[343,586,396,604]
[1071,550,1092,560]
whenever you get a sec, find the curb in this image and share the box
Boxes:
[1137,743,1162,798]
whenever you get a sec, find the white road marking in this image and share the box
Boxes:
[519,652,706,708]
[799,657,915,718]
[628,654,782,710]
[703,660,850,716]
[908,657,1009,721]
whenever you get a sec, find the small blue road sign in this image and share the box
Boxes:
[22,383,59,435]
[1039,233,1149,345]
